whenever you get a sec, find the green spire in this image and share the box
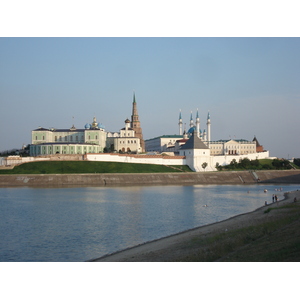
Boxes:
[133,92,136,103]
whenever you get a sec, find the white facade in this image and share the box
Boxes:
[145,135,183,152]
[106,119,141,153]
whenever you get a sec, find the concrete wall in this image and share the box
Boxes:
[1,170,300,187]
[86,153,186,166]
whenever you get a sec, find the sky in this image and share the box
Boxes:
[1,37,299,158]
[1,1,300,159]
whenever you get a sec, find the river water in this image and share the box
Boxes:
[0,184,298,262]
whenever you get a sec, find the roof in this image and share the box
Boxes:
[32,128,102,132]
[180,132,209,150]
[145,135,183,141]
[253,136,261,147]
[215,139,250,143]
[31,142,99,146]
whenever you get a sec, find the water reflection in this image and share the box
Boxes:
[0,184,298,262]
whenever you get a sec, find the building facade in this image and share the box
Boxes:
[106,119,141,153]
[30,117,106,156]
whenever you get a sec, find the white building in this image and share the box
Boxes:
[145,135,183,153]
[106,119,141,153]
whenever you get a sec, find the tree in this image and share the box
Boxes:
[240,158,251,168]
[215,162,221,171]
[230,159,238,169]
[294,158,300,167]
[202,162,208,171]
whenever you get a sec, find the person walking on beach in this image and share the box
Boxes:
[272,194,275,203]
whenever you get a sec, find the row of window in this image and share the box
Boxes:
[119,140,137,144]
[35,135,99,142]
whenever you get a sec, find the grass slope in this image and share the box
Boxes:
[177,203,300,262]
[0,161,192,174]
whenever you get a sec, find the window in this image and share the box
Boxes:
[76,136,78,141]
[65,136,67,141]
[55,136,57,141]
[70,136,73,141]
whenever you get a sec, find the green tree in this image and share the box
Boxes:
[202,162,208,171]
[230,159,238,169]
[240,158,251,168]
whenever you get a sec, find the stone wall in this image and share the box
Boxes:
[1,170,300,187]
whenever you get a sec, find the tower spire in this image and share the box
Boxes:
[196,108,200,138]
[179,109,183,135]
[207,111,211,144]
[131,92,145,152]
[189,111,194,128]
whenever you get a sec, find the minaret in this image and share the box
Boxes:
[189,111,194,128]
[196,108,200,138]
[203,129,207,141]
[178,110,183,135]
[207,111,211,144]
[131,92,145,152]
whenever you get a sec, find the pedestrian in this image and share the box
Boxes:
[272,194,275,203]
[265,201,268,206]
[294,197,297,203]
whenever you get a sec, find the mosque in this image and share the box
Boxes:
[145,110,261,156]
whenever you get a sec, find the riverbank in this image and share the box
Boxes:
[1,169,300,187]
[90,190,300,262]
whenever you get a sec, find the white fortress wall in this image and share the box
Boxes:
[86,154,186,166]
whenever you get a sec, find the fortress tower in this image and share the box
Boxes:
[131,92,145,152]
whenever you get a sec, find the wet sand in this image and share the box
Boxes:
[90,190,300,262]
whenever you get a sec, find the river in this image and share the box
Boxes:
[0,184,298,262]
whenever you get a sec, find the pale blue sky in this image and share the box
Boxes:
[1,37,300,158]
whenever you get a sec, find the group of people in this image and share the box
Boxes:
[272,194,278,203]
[265,194,278,206]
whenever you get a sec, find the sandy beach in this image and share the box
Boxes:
[90,189,300,262]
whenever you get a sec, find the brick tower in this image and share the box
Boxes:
[131,92,145,152]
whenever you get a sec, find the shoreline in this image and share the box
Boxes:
[90,189,300,262]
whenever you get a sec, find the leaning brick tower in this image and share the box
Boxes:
[131,92,145,152]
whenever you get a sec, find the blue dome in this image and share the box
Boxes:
[85,123,91,129]
[187,126,195,133]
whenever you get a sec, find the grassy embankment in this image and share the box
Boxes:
[0,161,192,174]
[176,202,300,262]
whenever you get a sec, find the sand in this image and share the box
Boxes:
[90,190,300,262]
